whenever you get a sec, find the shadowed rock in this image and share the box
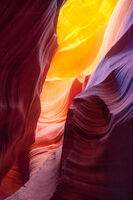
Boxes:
[51,6,133,200]
[0,0,64,187]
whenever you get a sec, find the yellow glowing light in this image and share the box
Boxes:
[47,0,118,79]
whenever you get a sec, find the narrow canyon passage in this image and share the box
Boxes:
[0,0,133,199]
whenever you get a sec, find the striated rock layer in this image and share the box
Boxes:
[51,3,133,200]
[1,0,133,199]
[0,0,64,194]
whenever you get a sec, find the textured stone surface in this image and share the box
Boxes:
[0,0,64,196]
[51,4,133,199]
[1,0,133,199]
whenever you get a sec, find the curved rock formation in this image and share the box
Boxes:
[1,0,133,199]
[51,3,133,199]
[0,0,65,196]
[4,75,87,199]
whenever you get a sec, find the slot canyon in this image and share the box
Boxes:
[0,0,133,199]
